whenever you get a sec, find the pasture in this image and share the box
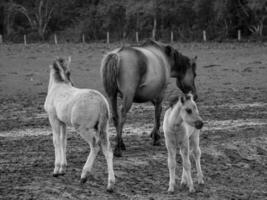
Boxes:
[0,42,267,200]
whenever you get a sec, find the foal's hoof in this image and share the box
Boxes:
[53,173,59,177]
[106,186,114,193]
[53,172,65,177]
[80,177,88,184]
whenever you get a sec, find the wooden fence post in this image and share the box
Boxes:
[54,34,58,45]
[82,34,85,44]
[24,35,27,46]
[136,31,139,43]
[203,30,207,42]
[238,30,241,41]
[152,29,156,40]
[0,35,2,44]
[107,31,110,48]
[171,31,174,43]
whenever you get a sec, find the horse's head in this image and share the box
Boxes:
[50,56,73,85]
[165,46,198,100]
[179,93,203,129]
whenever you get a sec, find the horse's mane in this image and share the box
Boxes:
[140,39,164,49]
[173,50,191,75]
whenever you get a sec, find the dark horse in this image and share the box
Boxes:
[100,39,198,157]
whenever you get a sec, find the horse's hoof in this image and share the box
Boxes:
[180,182,187,190]
[153,140,161,146]
[114,150,122,157]
[80,177,88,184]
[121,142,126,151]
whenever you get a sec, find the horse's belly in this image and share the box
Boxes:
[134,83,166,102]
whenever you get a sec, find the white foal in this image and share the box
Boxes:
[163,93,204,193]
[44,57,115,192]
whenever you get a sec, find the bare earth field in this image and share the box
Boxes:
[0,42,267,200]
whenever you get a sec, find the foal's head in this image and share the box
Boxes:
[165,46,198,100]
[50,57,73,85]
[176,93,203,130]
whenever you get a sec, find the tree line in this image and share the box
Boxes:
[0,0,266,42]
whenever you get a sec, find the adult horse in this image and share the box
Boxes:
[100,39,198,157]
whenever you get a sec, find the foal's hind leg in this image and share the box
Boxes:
[48,116,62,176]
[150,99,162,146]
[100,132,115,192]
[190,129,204,185]
[79,129,100,183]
[58,124,67,175]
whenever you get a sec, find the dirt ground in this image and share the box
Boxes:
[0,42,267,200]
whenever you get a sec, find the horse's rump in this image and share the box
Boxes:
[101,45,169,101]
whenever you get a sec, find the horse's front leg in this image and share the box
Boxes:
[150,100,162,146]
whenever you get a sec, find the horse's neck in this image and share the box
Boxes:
[169,102,183,126]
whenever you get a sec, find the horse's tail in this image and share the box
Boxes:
[100,52,120,97]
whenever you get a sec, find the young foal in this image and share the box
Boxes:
[44,57,115,192]
[163,93,204,193]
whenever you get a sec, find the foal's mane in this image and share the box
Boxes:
[52,58,68,82]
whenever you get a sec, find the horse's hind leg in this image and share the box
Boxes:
[190,130,204,185]
[114,95,133,157]
[100,130,115,192]
[79,129,100,184]
[150,100,162,146]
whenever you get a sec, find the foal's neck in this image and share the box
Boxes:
[48,72,71,93]
[170,102,183,126]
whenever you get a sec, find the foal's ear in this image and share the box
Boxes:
[180,96,185,104]
[168,95,179,107]
[190,56,198,65]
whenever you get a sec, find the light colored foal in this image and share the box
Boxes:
[163,94,204,193]
[44,57,115,192]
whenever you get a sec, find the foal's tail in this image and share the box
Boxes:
[100,52,120,97]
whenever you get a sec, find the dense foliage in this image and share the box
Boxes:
[0,0,267,42]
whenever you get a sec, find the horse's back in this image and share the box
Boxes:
[116,46,170,102]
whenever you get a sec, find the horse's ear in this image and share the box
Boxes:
[165,45,174,57]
